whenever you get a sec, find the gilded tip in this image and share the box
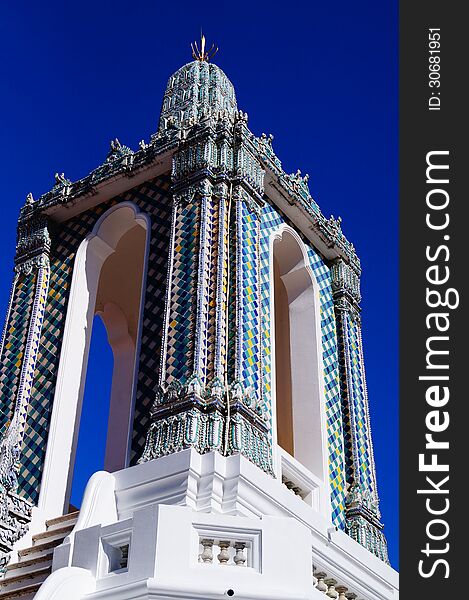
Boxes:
[191,32,218,62]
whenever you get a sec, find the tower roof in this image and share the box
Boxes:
[27,39,360,276]
[157,59,238,134]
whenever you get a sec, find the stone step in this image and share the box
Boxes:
[0,580,42,600]
[0,564,50,591]
[44,511,79,532]
[3,554,52,580]
[17,536,64,561]
[0,511,78,599]
[31,523,74,545]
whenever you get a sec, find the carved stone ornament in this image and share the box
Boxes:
[0,422,33,572]
[331,259,361,305]
[14,214,51,274]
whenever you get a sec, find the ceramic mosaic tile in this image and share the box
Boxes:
[0,57,388,562]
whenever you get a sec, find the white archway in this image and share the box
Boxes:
[270,226,330,516]
[38,203,149,522]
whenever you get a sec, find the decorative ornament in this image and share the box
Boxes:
[191,33,218,62]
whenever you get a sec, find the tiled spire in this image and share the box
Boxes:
[157,60,238,135]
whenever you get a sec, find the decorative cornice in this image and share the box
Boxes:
[172,179,213,206]
[14,210,51,274]
[331,258,361,306]
[232,184,263,217]
[139,406,273,476]
[33,136,176,214]
[344,481,389,565]
[148,377,268,432]
[345,482,381,520]
[88,138,134,184]
[255,133,360,270]
[26,117,359,272]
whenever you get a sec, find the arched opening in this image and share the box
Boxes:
[39,204,148,520]
[70,315,113,509]
[272,229,326,483]
[92,222,146,474]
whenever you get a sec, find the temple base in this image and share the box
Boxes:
[39,450,398,600]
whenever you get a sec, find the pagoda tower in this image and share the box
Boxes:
[0,39,398,599]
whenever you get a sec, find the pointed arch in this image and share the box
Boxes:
[270,225,330,515]
[38,203,150,522]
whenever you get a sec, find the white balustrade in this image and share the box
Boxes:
[217,541,231,565]
[315,571,328,593]
[233,542,247,567]
[325,578,338,599]
[278,446,324,510]
[336,585,349,600]
[313,568,364,600]
[282,475,304,497]
[199,538,214,563]
[198,538,248,567]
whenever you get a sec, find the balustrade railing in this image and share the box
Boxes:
[313,567,364,600]
[278,446,324,511]
[196,528,368,600]
[198,538,248,568]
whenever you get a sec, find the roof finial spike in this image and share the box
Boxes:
[200,31,206,58]
[191,31,218,62]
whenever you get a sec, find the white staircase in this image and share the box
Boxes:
[0,512,79,600]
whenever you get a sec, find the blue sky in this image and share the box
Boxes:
[0,1,398,567]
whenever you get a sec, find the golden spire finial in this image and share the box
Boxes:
[191,32,218,62]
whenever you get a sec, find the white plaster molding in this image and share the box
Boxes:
[34,566,95,600]
[45,450,397,600]
[52,471,117,571]
[71,470,117,534]
[57,505,317,600]
[38,234,106,521]
[113,450,397,598]
[269,224,331,521]
[37,202,149,530]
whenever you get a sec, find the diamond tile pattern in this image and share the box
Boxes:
[238,203,261,400]
[128,178,172,463]
[165,200,199,385]
[1,171,373,536]
[338,309,374,494]
[15,176,171,502]
[205,198,220,382]
[0,273,36,433]
[259,201,346,529]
